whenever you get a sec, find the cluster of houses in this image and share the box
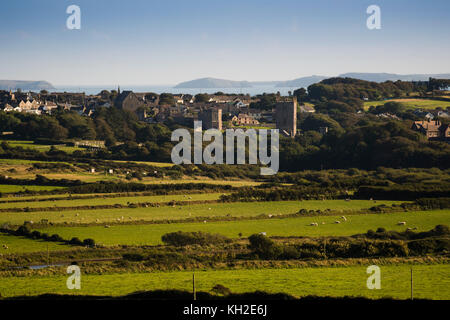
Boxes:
[0,90,87,115]
[411,119,450,140]
[2,88,448,141]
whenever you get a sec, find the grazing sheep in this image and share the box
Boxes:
[341,216,347,221]
[322,222,326,225]
[268,214,273,218]
[203,220,207,223]
[309,222,318,226]
[3,245,8,249]
[104,225,110,228]
[398,221,406,225]
[75,213,79,217]
[259,232,267,236]
[335,221,341,224]
[406,227,412,231]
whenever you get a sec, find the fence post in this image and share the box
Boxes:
[193,272,196,301]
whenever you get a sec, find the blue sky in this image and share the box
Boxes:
[0,0,449,85]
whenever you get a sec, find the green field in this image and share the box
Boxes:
[0,200,405,225]
[36,210,450,246]
[363,98,450,110]
[0,140,82,153]
[0,184,65,193]
[0,233,76,253]
[0,192,225,209]
[0,264,448,299]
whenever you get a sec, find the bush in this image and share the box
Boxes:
[248,234,282,259]
[49,234,63,242]
[211,284,231,296]
[68,237,83,246]
[15,225,31,236]
[30,230,42,239]
[123,253,144,261]
[161,231,231,246]
[83,238,96,247]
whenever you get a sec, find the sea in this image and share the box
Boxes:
[52,85,297,96]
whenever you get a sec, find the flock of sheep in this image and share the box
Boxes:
[309,215,348,226]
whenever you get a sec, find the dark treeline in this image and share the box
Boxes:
[355,185,450,200]
[67,181,234,194]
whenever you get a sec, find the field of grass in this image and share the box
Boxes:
[0,192,225,209]
[0,233,75,253]
[0,140,82,153]
[0,264,448,299]
[0,200,405,225]
[36,209,450,246]
[363,98,450,110]
[0,184,65,193]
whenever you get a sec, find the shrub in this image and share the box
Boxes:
[211,284,231,296]
[30,230,42,239]
[248,234,282,259]
[83,238,96,247]
[15,225,31,236]
[68,237,83,246]
[123,253,144,261]
[49,234,63,242]
[161,231,231,246]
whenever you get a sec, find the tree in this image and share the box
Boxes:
[194,93,210,103]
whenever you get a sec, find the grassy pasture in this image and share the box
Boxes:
[0,200,405,225]
[36,209,450,246]
[0,140,82,153]
[0,192,225,209]
[0,233,75,253]
[0,185,65,193]
[0,264,448,299]
[363,98,450,110]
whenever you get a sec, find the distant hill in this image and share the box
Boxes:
[0,80,55,91]
[174,77,252,88]
[275,75,328,88]
[338,73,450,82]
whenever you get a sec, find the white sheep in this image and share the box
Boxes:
[398,221,406,225]
[341,216,347,221]
[335,221,341,224]
[309,222,318,226]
